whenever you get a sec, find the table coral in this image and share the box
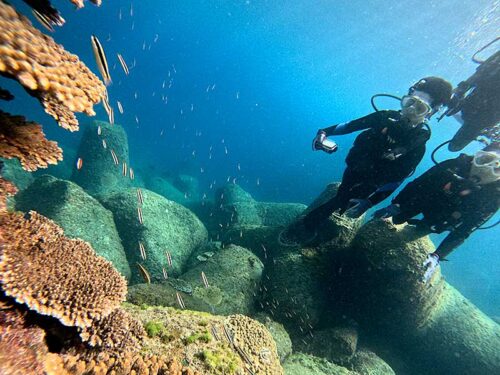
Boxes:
[0,1,106,130]
[0,211,127,328]
[0,110,63,171]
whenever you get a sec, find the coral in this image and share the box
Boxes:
[226,314,283,375]
[199,348,239,374]
[0,211,127,328]
[0,1,106,130]
[79,308,145,353]
[0,110,62,171]
[0,176,16,213]
[185,331,212,344]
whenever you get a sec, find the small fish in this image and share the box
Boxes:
[162,267,168,280]
[201,271,209,288]
[211,325,220,341]
[135,115,139,124]
[130,3,134,16]
[102,139,107,149]
[136,188,144,205]
[139,242,146,260]
[235,345,253,367]
[32,9,55,32]
[222,323,234,345]
[122,162,128,176]
[76,158,83,170]
[102,95,114,124]
[137,207,144,224]
[110,149,119,165]
[117,53,129,75]
[176,292,186,309]
[117,101,124,114]
[97,125,102,135]
[129,167,135,180]
[165,251,173,267]
[137,263,151,284]
[443,182,452,191]
[108,106,114,125]
[91,35,111,85]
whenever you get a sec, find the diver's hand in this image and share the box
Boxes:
[345,199,372,218]
[382,147,405,160]
[422,253,440,283]
[373,204,401,219]
[312,131,327,151]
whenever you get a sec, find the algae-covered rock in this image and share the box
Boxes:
[216,184,262,227]
[340,219,500,375]
[0,158,33,191]
[297,327,358,364]
[258,202,306,227]
[253,313,293,362]
[124,304,283,375]
[348,348,395,375]
[34,144,77,181]
[222,225,283,261]
[173,174,200,200]
[185,240,222,269]
[181,244,264,315]
[71,120,132,196]
[100,188,207,283]
[282,353,355,375]
[14,175,131,279]
[143,174,191,206]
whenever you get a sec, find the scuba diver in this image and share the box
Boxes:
[279,77,453,245]
[445,39,500,151]
[374,143,500,283]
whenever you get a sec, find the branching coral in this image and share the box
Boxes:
[0,211,127,328]
[0,175,16,213]
[0,110,63,171]
[0,1,106,130]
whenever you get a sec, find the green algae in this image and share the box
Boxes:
[199,347,240,374]
[185,330,212,344]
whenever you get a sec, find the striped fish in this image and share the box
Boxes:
[176,292,186,309]
[165,251,173,267]
[91,35,111,85]
[117,53,129,75]
[137,263,151,284]
[102,94,114,124]
[102,139,107,149]
[32,9,55,32]
[139,242,146,260]
[122,161,127,177]
[136,188,144,205]
[137,207,144,225]
[97,125,102,135]
[211,325,220,341]
[117,100,124,114]
[162,267,168,280]
[129,167,135,180]
[76,158,83,170]
[110,149,119,165]
[201,271,209,288]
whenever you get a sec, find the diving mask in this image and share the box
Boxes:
[401,95,432,118]
[470,150,500,185]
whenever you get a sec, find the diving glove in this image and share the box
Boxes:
[345,199,372,218]
[373,203,401,219]
[312,131,338,153]
[422,253,440,283]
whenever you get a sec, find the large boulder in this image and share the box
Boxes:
[100,188,207,283]
[0,158,33,191]
[143,174,191,206]
[282,353,355,375]
[71,120,132,196]
[338,219,500,375]
[181,244,264,316]
[253,313,293,362]
[216,184,262,227]
[34,144,77,181]
[348,348,395,375]
[14,175,131,279]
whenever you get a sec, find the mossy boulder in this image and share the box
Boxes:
[348,348,395,375]
[253,313,293,362]
[258,202,306,227]
[14,175,131,279]
[339,219,500,375]
[143,175,191,206]
[100,188,207,283]
[296,327,358,364]
[181,244,264,315]
[282,353,355,375]
[0,158,33,191]
[215,184,262,227]
[71,120,132,196]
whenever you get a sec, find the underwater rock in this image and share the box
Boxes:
[221,225,283,262]
[181,244,264,316]
[71,120,132,196]
[185,240,222,269]
[253,313,293,362]
[348,348,395,375]
[0,158,33,191]
[216,183,262,227]
[123,304,283,375]
[143,174,192,206]
[173,174,200,200]
[14,175,131,279]
[100,188,208,283]
[258,202,307,227]
[339,219,500,375]
[296,327,358,365]
[35,143,77,181]
[282,353,355,375]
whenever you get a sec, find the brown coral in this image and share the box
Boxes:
[0,211,127,328]
[0,1,106,130]
[226,314,283,375]
[0,176,16,213]
[0,110,63,171]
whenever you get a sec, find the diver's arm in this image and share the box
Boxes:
[321,112,383,136]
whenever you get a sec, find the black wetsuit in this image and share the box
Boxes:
[392,154,500,258]
[303,110,430,228]
[448,50,500,151]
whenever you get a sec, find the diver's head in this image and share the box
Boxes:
[469,143,500,185]
[401,77,453,124]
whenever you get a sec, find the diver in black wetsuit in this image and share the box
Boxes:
[279,77,453,245]
[445,44,500,151]
[375,143,500,282]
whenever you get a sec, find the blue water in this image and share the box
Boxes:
[3,0,499,315]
